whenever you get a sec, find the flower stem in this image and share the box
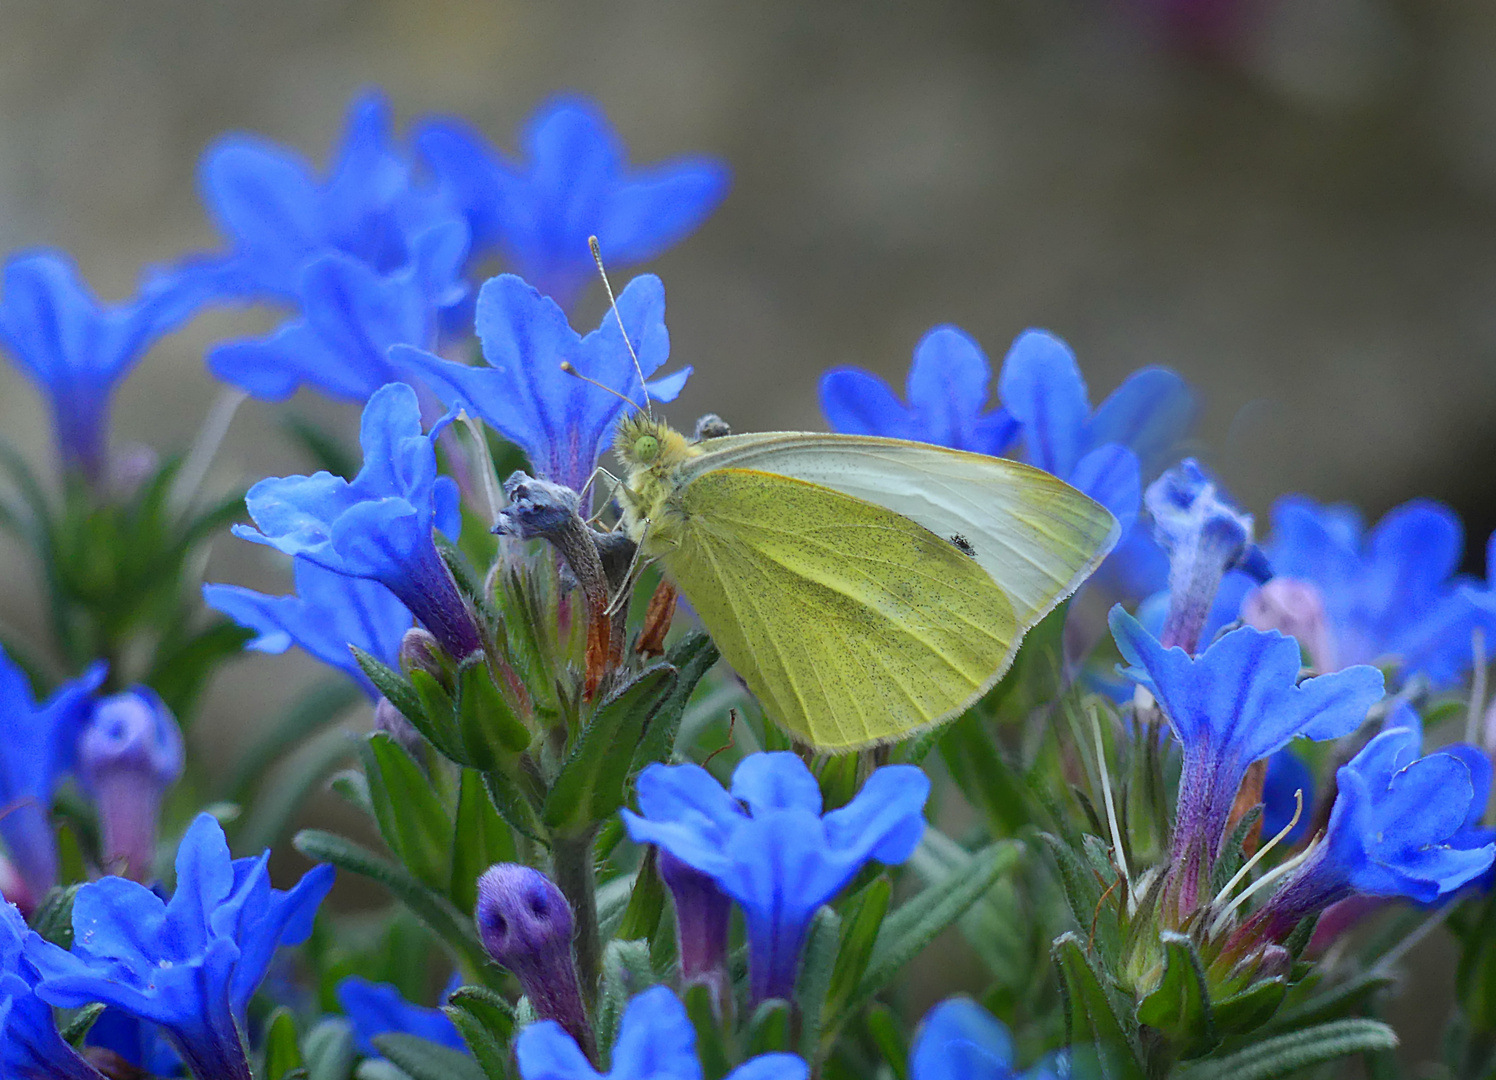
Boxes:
[552,831,602,999]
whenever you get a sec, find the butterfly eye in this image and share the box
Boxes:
[635,434,660,463]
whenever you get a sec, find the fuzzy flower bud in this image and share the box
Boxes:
[476,864,593,1058]
[78,689,183,882]
[399,627,447,682]
[659,850,732,1011]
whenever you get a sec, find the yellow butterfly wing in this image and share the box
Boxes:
[661,466,1020,750]
[679,432,1119,633]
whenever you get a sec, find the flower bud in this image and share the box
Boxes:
[475,864,593,1057]
[373,697,425,758]
[1242,578,1337,672]
[78,689,183,882]
[399,627,447,681]
[659,850,731,1012]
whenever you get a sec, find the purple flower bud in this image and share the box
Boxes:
[399,627,446,681]
[475,864,593,1058]
[658,850,731,1012]
[1242,578,1337,672]
[78,689,183,882]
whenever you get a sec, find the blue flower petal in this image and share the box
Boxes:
[1067,444,1141,536]
[910,998,1015,1080]
[1086,367,1196,475]
[997,329,1089,478]
[818,368,914,440]
[337,977,466,1055]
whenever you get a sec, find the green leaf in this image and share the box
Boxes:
[842,841,1020,1020]
[361,735,454,891]
[1136,932,1215,1056]
[373,1034,489,1080]
[909,830,1032,988]
[263,1008,304,1080]
[1040,832,1118,964]
[303,1019,357,1080]
[1212,978,1288,1037]
[457,659,532,768]
[682,981,733,1080]
[614,848,665,943]
[597,939,657,1067]
[824,877,891,1022]
[445,985,517,1045]
[1052,932,1144,1079]
[294,830,494,984]
[543,664,678,838]
[59,1002,104,1046]
[746,998,794,1056]
[1267,970,1393,1034]
[352,647,469,765]
[482,767,546,844]
[631,632,719,770]
[452,768,519,914]
[442,1005,512,1080]
[30,884,80,948]
[1174,1019,1398,1080]
[864,1004,909,1080]
[797,906,842,1060]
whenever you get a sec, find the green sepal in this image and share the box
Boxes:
[1136,931,1216,1057]
[442,1005,513,1080]
[352,647,468,766]
[682,982,733,1080]
[864,1004,910,1080]
[596,938,658,1067]
[445,985,517,1045]
[746,998,794,1056]
[1212,978,1289,1037]
[615,848,666,943]
[58,1003,104,1046]
[303,1019,357,1080]
[1040,833,1116,963]
[373,1033,489,1080]
[360,734,453,891]
[293,830,495,985]
[1171,1018,1398,1080]
[457,659,532,768]
[482,767,546,845]
[631,632,719,770]
[262,1007,305,1080]
[1052,932,1145,1080]
[797,905,843,1060]
[30,884,80,949]
[452,768,519,914]
[542,664,678,838]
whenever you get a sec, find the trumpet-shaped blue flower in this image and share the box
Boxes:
[1253,716,1496,939]
[204,558,413,699]
[24,813,334,1080]
[515,984,806,1080]
[201,89,465,300]
[1110,607,1384,914]
[337,975,465,1055]
[1257,496,1488,687]
[2,903,106,1080]
[83,1009,182,1078]
[820,325,1019,455]
[622,752,928,1003]
[201,91,469,402]
[0,252,218,480]
[910,998,1066,1080]
[0,651,107,909]
[393,273,689,496]
[418,97,730,307]
[233,382,480,659]
[1144,460,1270,654]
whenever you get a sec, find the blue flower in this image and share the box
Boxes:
[1256,496,1486,687]
[0,651,107,908]
[1,903,105,1080]
[622,752,928,1003]
[515,984,806,1080]
[0,251,218,480]
[418,96,729,307]
[337,975,465,1056]
[820,326,1019,455]
[910,998,1066,1080]
[1261,748,1314,847]
[1143,460,1270,654]
[1110,607,1384,915]
[24,813,333,1080]
[233,382,480,660]
[1252,713,1496,938]
[393,273,689,496]
[78,688,184,883]
[204,558,413,699]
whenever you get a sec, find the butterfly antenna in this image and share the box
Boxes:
[560,362,641,409]
[590,235,652,418]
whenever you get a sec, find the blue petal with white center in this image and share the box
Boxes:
[393,273,689,496]
[622,752,928,1004]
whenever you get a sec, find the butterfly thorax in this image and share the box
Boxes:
[613,414,700,553]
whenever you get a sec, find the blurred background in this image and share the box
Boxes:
[1,0,1493,1063]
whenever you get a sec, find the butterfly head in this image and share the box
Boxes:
[615,413,694,472]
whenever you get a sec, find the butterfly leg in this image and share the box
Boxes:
[605,518,656,618]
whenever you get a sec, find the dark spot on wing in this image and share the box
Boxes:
[949,534,976,557]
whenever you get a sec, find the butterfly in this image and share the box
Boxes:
[610,412,1118,751]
